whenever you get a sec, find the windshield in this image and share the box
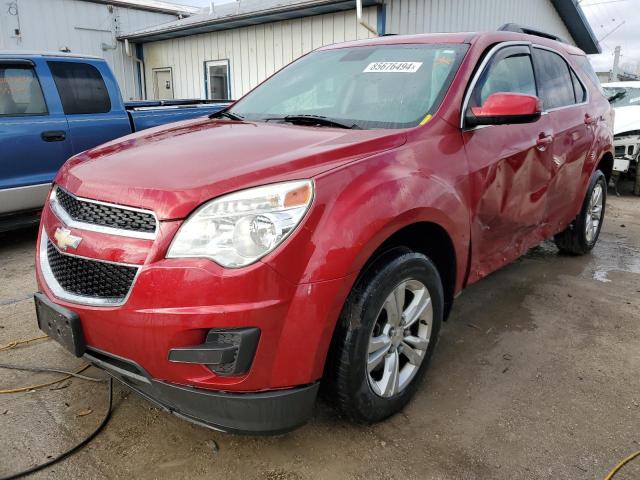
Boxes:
[230,44,468,129]
[603,86,640,107]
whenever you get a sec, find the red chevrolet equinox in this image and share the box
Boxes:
[35,30,613,434]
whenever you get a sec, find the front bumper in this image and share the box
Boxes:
[36,202,354,423]
[85,346,319,434]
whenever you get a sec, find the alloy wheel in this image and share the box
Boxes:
[367,279,433,398]
[585,183,603,244]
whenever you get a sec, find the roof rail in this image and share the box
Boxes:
[498,23,567,44]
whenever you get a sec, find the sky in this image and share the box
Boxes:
[173,0,640,74]
[580,0,639,74]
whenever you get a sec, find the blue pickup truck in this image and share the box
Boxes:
[0,51,229,230]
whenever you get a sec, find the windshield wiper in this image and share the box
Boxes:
[267,115,359,129]
[607,91,626,103]
[209,109,244,121]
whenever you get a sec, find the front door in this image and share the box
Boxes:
[462,44,554,283]
[0,59,71,214]
[153,68,174,100]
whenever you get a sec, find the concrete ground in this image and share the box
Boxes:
[1,189,639,480]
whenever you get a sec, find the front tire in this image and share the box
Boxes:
[554,170,607,255]
[324,251,444,423]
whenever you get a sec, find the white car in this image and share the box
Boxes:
[602,81,640,193]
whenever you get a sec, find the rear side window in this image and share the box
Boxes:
[0,65,47,116]
[572,55,604,94]
[570,69,587,103]
[470,45,537,107]
[533,48,575,109]
[48,61,111,114]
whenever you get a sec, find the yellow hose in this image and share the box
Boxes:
[0,335,49,352]
[0,335,90,394]
[604,450,640,480]
[0,364,91,394]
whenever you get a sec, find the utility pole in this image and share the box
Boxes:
[612,46,621,81]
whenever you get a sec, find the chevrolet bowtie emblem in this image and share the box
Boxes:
[54,227,82,251]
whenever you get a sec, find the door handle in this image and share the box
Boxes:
[536,134,553,151]
[584,114,597,126]
[41,130,66,142]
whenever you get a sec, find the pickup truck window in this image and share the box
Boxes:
[0,65,47,116]
[230,44,468,129]
[48,61,111,115]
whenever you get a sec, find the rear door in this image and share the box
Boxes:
[532,47,594,232]
[48,60,131,154]
[462,44,554,282]
[0,58,71,214]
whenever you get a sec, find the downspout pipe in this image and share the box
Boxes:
[356,0,378,36]
[125,38,146,100]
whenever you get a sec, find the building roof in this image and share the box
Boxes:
[119,0,381,41]
[87,0,200,16]
[549,0,599,54]
[119,0,600,54]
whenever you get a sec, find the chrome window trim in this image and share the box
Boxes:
[39,231,141,307]
[50,186,158,240]
[460,41,591,130]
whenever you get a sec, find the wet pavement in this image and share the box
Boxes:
[1,190,639,479]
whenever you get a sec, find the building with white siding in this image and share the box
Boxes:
[120,0,599,101]
[0,0,199,99]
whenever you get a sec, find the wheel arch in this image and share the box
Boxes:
[354,220,458,321]
[597,151,614,183]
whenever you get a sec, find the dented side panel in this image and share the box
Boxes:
[463,117,555,284]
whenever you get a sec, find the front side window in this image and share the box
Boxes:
[533,48,575,110]
[469,45,537,109]
[0,65,47,116]
[230,44,469,129]
[48,61,111,115]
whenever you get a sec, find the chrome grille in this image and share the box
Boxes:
[51,187,157,239]
[40,233,139,306]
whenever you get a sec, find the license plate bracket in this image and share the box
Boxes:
[34,292,86,357]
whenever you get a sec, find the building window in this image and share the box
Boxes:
[205,60,231,100]
[48,61,111,115]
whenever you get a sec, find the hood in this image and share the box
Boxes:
[57,118,406,220]
[613,106,640,136]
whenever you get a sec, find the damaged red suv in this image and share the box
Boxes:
[35,29,613,434]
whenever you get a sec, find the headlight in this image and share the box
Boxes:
[167,180,313,267]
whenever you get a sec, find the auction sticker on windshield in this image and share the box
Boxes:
[363,62,423,73]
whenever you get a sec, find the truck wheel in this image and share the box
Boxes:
[554,170,607,255]
[324,251,443,423]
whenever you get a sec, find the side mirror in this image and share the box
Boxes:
[465,92,542,127]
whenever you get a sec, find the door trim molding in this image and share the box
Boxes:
[0,183,51,215]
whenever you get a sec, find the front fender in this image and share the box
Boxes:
[264,147,470,288]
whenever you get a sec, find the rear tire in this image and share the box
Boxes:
[554,170,606,255]
[324,251,443,423]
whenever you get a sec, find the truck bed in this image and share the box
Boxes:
[126,100,231,131]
